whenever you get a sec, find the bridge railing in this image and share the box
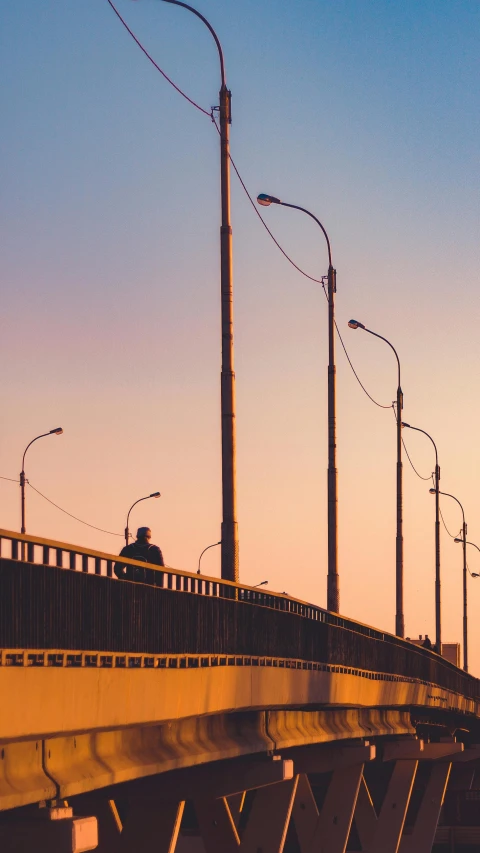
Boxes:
[0,528,319,614]
[0,528,477,701]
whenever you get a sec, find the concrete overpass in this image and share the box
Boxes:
[1,528,479,852]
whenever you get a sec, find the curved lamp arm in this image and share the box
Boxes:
[125,492,161,543]
[159,0,226,86]
[197,541,221,574]
[437,490,465,529]
[401,423,438,470]
[256,194,332,267]
[349,322,401,389]
[22,428,63,473]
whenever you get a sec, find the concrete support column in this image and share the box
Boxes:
[194,797,239,853]
[239,777,298,853]
[399,763,452,853]
[118,799,184,853]
[358,760,418,853]
[292,767,363,853]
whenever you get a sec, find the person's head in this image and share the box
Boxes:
[136,526,151,543]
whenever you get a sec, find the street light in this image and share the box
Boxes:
[125,492,161,546]
[454,539,480,578]
[20,428,64,536]
[257,193,339,613]
[432,489,468,671]
[349,320,404,637]
[159,0,238,582]
[253,580,268,588]
[402,423,441,653]
[197,540,221,575]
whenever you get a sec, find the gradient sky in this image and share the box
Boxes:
[1,1,479,669]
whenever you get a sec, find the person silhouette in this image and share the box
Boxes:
[114,526,164,583]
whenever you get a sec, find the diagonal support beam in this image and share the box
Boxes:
[399,763,451,853]
[354,775,378,851]
[239,777,298,853]
[118,799,184,853]
[308,763,364,853]
[292,774,319,852]
[195,796,240,853]
[227,791,246,828]
[292,767,365,853]
[367,760,418,853]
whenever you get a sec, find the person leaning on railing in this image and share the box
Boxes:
[114,526,164,584]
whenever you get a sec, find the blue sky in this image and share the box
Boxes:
[1,1,479,666]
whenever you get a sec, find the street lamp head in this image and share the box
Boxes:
[150,492,161,498]
[257,193,281,207]
[429,488,436,495]
[50,427,63,435]
[348,319,365,330]
[401,422,411,429]
[472,573,480,578]
[454,537,463,543]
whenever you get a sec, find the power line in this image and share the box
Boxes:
[0,476,19,483]
[106,0,212,118]
[27,482,124,537]
[402,439,433,481]
[439,506,458,539]
[106,8,398,414]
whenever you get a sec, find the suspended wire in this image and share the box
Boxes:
[106,0,212,118]
[439,506,458,539]
[105,11,401,413]
[401,440,433,481]
[27,482,124,537]
[336,322,393,408]
[0,475,19,483]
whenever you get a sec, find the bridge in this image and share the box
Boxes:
[1,528,480,853]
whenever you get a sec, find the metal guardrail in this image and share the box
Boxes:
[0,528,369,625]
[0,528,479,701]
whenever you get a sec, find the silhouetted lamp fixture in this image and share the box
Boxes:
[20,428,64,536]
[454,538,480,578]
[125,492,161,546]
[197,541,221,574]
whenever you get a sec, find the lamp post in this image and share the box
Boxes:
[402,423,441,653]
[197,540,221,574]
[159,0,238,582]
[256,193,339,613]
[433,489,468,671]
[20,428,63,536]
[348,320,404,637]
[454,539,480,578]
[125,492,161,546]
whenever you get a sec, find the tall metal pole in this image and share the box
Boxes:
[256,195,338,611]
[159,0,238,582]
[20,470,26,535]
[327,264,339,611]
[438,490,467,671]
[395,381,404,637]
[20,428,63,537]
[462,518,468,672]
[349,321,403,636]
[402,424,441,651]
[434,461,441,652]
[219,83,238,582]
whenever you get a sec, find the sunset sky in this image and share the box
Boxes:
[2,2,479,669]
